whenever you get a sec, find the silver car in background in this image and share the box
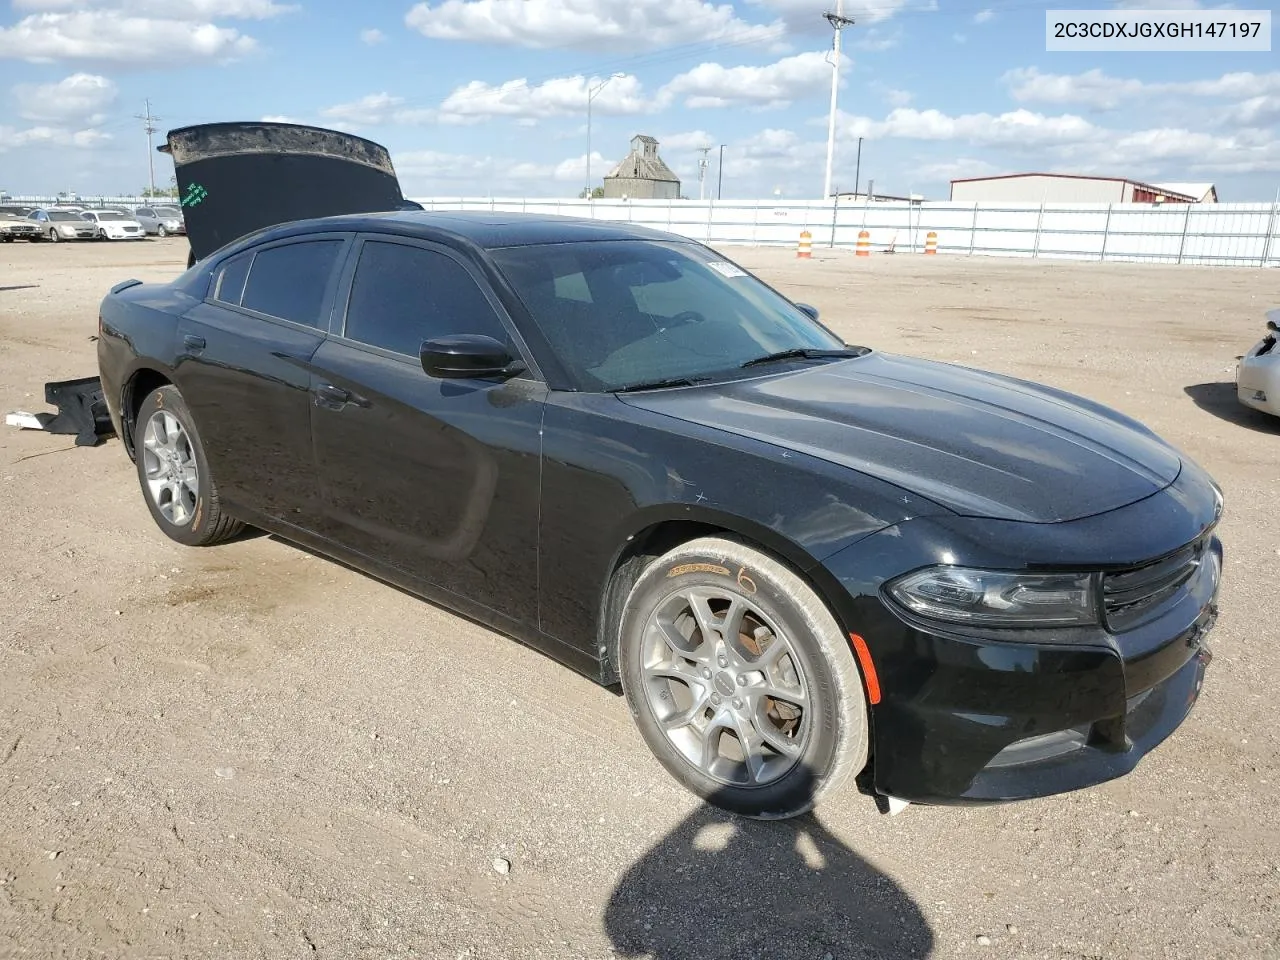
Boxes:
[131,205,186,237]
[28,209,97,242]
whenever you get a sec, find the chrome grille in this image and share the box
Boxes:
[1102,538,1204,632]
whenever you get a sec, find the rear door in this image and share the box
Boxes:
[308,234,545,621]
[174,233,351,528]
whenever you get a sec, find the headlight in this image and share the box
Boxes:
[885,566,1097,627]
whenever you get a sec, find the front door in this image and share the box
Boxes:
[173,234,350,527]
[309,236,545,623]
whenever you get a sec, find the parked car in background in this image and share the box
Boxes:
[81,209,146,241]
[132,205,186,237]
[1236,309,1280,418]
[0,203,35,218]
[0,210,40,241]
[27,208,96,242]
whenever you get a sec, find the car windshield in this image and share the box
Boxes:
[95,211,127,221]
[48,211,82,221]
[154,207,182,218]
[490,240,847,391]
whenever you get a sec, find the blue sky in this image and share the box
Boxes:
[0,0,1276,201]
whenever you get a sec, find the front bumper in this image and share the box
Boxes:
[100,227,145,240]
[1236,340,1280,417]
[820,459,1223,805]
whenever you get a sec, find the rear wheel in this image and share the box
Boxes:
[618,536,869,819]
[133,385,244,547]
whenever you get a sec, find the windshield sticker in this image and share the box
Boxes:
[706,261,747,278]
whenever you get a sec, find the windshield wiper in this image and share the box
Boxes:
[613,375,715,393]
[739,347,867,369]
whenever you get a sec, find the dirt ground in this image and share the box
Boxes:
[1,237,1278,960]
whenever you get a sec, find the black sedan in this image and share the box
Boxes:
[96,211,1222,818]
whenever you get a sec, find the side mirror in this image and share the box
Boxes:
[795,302,820,321]
[421,334,524,380]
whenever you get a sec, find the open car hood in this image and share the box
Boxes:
[159,121,422,262]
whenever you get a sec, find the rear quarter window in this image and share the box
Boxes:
[212,252,253,306]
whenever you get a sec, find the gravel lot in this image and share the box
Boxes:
[1,237,1278,960]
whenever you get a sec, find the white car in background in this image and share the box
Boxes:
[1236,309,1280,418]
[80,209,146,241]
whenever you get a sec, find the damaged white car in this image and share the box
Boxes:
[1237,309,1280,418]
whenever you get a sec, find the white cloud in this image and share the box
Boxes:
[883,87,913,107]
[12,72,117,123]
[390,147,618,195]
[837,106,1099,148]
[973,7,994,22]
[852,28,900,51]
[0,123,112,152]
[260,114,304,123]
[405,0,782,51]
[654,130,718,152]
[320,93,438,127]
[13,0,296,16]
[1004,67,1280,109]
[915,157,1000,182]
[438,73,650,123]
[0,12,257,64]
[360,27,385,44]
[661,52,836,110]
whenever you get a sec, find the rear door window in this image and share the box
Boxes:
[240,239,345,328]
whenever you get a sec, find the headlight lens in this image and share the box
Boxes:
[886,566,1097,627]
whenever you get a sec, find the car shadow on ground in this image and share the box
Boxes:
[1184,382,1280,434]
[0,285,39,293]
[604,770,934,959]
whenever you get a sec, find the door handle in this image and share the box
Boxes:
[313,382,353,408]
[182,334,206,352]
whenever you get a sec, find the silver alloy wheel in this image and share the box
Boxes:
[157,225,167,237]
[640,587,810,787]
[141,410,199,526]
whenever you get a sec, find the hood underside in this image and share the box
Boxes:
[621,352,1182,523]
[160,121,422,262]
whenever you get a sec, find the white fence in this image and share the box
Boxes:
[13,194,1278,267]
[411,197,1280,268]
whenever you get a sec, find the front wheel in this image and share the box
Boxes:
[47,229,59,243]
[133,385,244,547]
[157,225,168,237]
[619,536,869,819]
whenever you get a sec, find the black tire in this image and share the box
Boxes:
[133,384,244,547]
[47,229,58,243]
[619,536,869,820]
[157,225,168,238]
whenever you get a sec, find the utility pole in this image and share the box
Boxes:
[135,98,160,197]
[585,74,623,199]
[717,144,725,199]
[854,136,863,197]
[822,0,855,200]
[697,146,711,201]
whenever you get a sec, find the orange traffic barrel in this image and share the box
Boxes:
[856,230,870,256]
[796,230,812,259]
[924,231,938,255]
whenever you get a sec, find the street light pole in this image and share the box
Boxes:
[854,136,863,197]
[717,144,725,199]
[585,73,623,199]
[822,0,855,200]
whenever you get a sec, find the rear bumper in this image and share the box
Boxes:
[1236,349,1280,417]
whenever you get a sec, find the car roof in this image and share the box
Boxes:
[237,210,687,253]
